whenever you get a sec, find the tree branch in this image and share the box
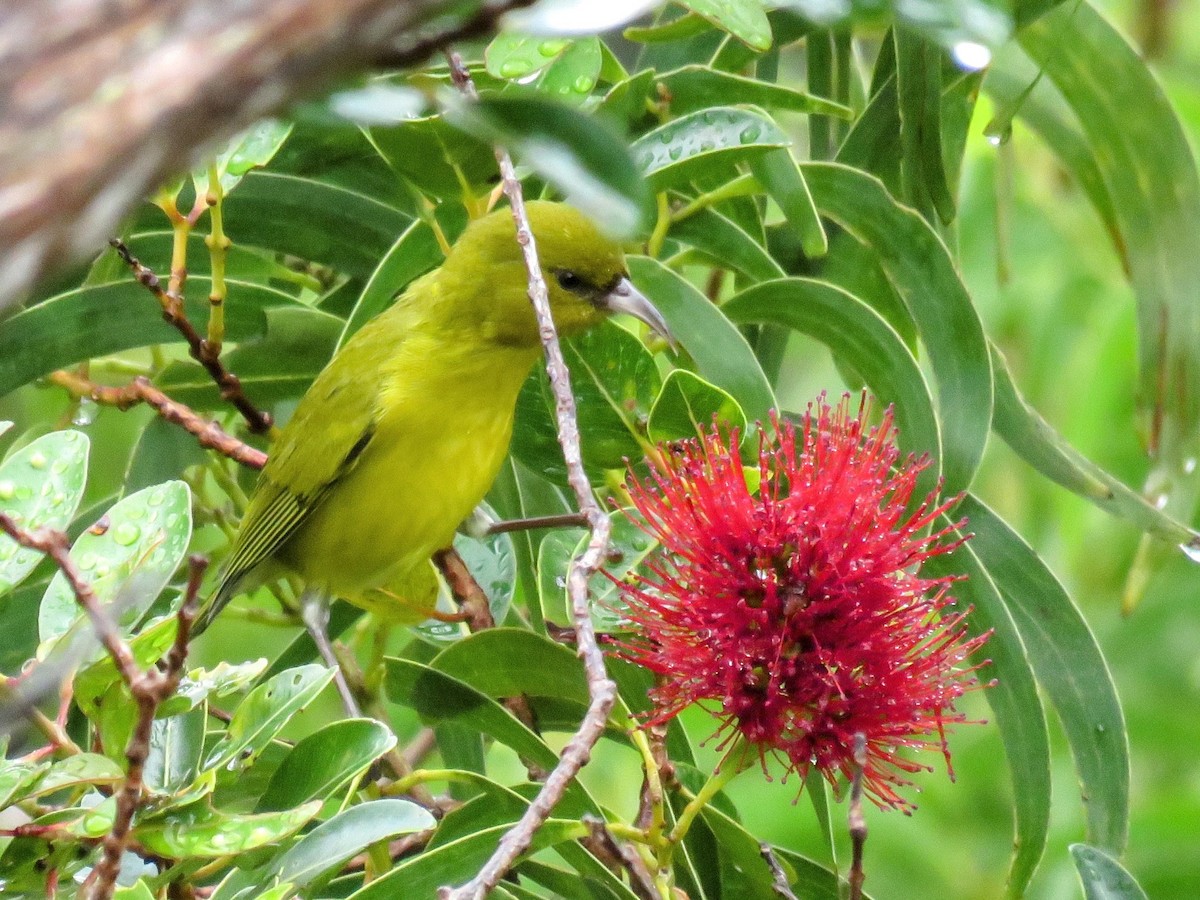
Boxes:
[83,556,208,900]
[0,0,537,312]
[440,50,618,900]
[108,239,273,434]
[50,371,268,469]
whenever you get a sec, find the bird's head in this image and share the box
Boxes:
[438,200,674,350]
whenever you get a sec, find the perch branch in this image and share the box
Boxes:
[440,50,618,900]
[108,239,273,434]
[84,556,208,900]
[50,371,267,469]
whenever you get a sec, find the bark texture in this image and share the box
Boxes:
[0,0,525,313]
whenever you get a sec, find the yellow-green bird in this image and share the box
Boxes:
[195,201,672,710]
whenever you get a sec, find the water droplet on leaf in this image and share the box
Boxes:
[112,522,140,546]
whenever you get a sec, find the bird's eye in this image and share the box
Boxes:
[556,270,583,292]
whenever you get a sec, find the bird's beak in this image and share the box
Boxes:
[601,277,678,352]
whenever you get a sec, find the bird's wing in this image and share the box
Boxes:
[203,313,405,623]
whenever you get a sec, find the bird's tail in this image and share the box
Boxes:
[191,573,239,636]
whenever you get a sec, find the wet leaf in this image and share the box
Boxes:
[38,481,192,648]
[0,430,89,595]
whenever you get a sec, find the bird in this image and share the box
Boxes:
[193,200,674,714]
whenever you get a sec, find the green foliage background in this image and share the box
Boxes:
[1,0,1199,897]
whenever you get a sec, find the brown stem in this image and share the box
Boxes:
[433,548,496,632]
[50,371,268,469]
[433,548,548,780]
[0,516,140,684]
[83,556,207,900]
[848,732,869,900]
[107,239,274,434]
[760,843,799,900]
[440,50,617,900]
[583,817,660,900]
[484,512,588,535]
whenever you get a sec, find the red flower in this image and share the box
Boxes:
[615,395,988,810]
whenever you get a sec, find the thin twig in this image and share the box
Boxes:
[433,548,548,780]
[433,548,496,632]
[440,50,618,900]
[760,843,799,900]
[848,732,868,900]
[583,817,660,900]
[108,239,273,434]
[50,371,267,469]
[0,516,140,684]
[85,556,208,900]
[484,512,588,535]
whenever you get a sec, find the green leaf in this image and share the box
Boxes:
[626,12,714,43]
[429,628,590,710]
[124,417,208,495]
[0,759,46,810]
[678,0,772,51]
[534,37,603,102]
[486,33,572,80]
[136,801,321,858]
[698,803,793,897]
[1070,844,1148,900]
[894,29,955,224]
[74,615,181,716]
[256,719,397,812]
[983,63,1120,257]
[962,495,1128,853]
[631,106,789,189]
[39,481,192,647]
[144,707,206,794]
[801,162,992,494]
[366,115,497,200]
[220,171,413,276]
[627,256,776,425]
[656,66,851,118]
[27,753,123,798]
[195,119,293,196]
[450,95,652,237]
[648,369,747,444]
[924,530,1051,897]
[158,659,270,717]
[1021,5,1200,463]
[347,820,586,899]
[770,846,868,900]
[535,526,585,627]
[513,321,660,482]
[670,206,785,282]
[384,657,560,770]
[202,665,336,771]
[268,799,436,887]
[156,306,342,409]
[0,430,89,594]
[748,148,828,258]
[990,346,1199,545]
[0,278,296,399]
[113,879,156,900]
[417,509,517,643]
[723,277,941,489]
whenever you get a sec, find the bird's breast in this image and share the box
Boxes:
[280,343,537,601]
